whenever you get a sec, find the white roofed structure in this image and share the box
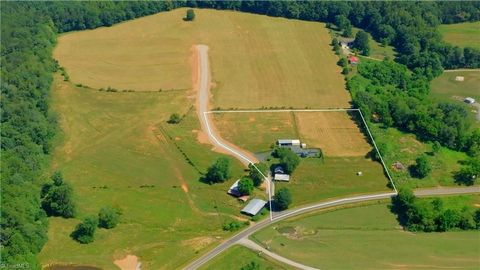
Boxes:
[277,139,301,146]
[274,174,290,182]
[241,199,267,216]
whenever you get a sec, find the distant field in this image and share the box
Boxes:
[439,22,480,48]
[252,199,480,269]
[370,124,469,189]
[431,71,480,101]
[199,245,293,270]
[332,27,396,60]
[430,70,480,127]
[39,76,247,269]
[213,111,372,157]
[213,111,390,206]
[54,8,349,109]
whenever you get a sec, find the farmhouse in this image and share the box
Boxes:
[348,56,359,65]
[274,166,285,174]
[274,174,290,182]
[227,179,241,197]
[241,199,267,216]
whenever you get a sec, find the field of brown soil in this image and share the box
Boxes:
[294,112,371,156]
[54,8,350,109]
[213,111,372,157]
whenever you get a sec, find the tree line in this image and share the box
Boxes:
[348,59,479,158]
[2,1,479,268]
[391,189,480,232]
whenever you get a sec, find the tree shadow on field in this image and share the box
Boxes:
[198,176,212,185]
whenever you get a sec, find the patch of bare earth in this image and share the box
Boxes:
[181,236,216,252]
[114,255,141,270]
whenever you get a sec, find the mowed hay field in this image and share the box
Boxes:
[39,76,247,269]
[213,111,390,206]
[252,199,480,269]
[430,70,480,126]
[439,21,480,49]
[431,71,480,101]
[54,8,350,109]
[213,111,372,157]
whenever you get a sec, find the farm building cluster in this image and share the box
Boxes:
[276,139,321,158]
[227,139,323,217]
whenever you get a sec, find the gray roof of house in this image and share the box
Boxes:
[241,199,267,216]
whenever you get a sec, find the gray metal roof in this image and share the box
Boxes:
[241,199,267,216]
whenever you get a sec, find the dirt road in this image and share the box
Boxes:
[195,45,258,166]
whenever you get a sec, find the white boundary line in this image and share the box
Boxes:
[206,108,397,221]
[206,108,358,114]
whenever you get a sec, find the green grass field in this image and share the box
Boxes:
[331,27,396,60]
[252,198,480,269]
[55,8,350,109]
[276,157,389,207]
[430,70,480,126]
[439,22,480,49]
[370,124,469,189]
[39,76,249,269]
[431,71,480,101]
[199,245,293,270]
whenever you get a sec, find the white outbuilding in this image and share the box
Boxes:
[274,174,290,182]
[241,199,267,216]
[464,97,476,104]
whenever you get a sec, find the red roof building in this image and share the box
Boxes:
[348,56,359,64]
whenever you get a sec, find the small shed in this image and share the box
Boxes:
[227,179,241,197]
[241,199,267,216]
[274,174,290,182]
[465,97,476,104]
[348,56,359,65]
[455,76,465,81]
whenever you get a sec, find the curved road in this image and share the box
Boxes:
[195,45,258,166]
[184,185,479,269]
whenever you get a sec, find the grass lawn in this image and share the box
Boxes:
[252,198,480,269]
[276,157,390,207]
[199,245,293,270]
[330,26,397,60]
[439,22,480,49]
[55,8,350,109]
[39,75,247,269]
[370,124,470,189]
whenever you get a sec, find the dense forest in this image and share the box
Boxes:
[1,1,479,268]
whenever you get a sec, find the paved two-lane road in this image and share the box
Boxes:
[184,186,480,269]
